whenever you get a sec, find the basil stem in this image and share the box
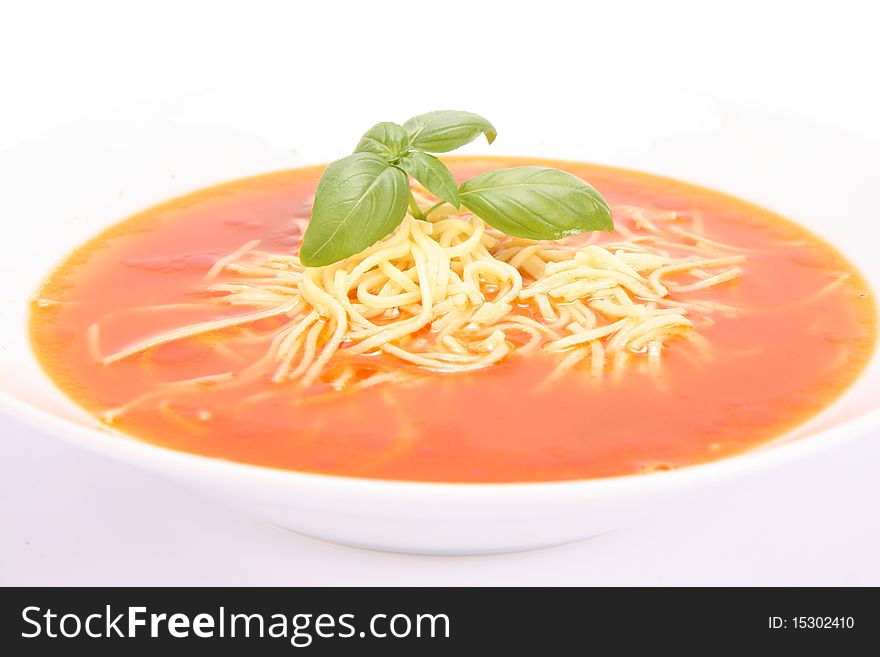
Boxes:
[408,192,424,221]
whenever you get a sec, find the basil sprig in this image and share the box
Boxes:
[299,111,612,267]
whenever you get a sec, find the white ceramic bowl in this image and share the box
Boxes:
[1,87,878,554]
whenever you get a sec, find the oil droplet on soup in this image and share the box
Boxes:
[29,158,877,482]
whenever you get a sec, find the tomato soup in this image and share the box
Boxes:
[29,157,877,482]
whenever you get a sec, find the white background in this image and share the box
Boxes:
[2,0,879,585]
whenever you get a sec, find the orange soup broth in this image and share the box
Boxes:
[30,157,877,482]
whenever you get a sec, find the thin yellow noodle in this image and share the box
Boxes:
[211,340,248,362]
[648,256,745,292]
[101,301,299,365]
[549,306,573,331]
[795,273,850,305]
[565,301,597,329]
[378,261,419,292]
[544,318,630,351]
[87,323,101,363]
[383,335,510,372]
[613,287,634,306]
[441,335,469,354]
[590,340,605,378]
[210,283,299,297]
[507,244,543,270]
[271,312,318,382]
[534,294,556,321]
[301,278,348,385]
[158,400,213,432]
[505,314,563,340]
[95,200,756,418]
[623,207,661,234]
[287,319,325,380]
[204,240,261,281]
[544,348,587,385]
[650,239,745,256]
[296,371,416,405]
[686,331,714,362]
[647,340,663,371]
[102,372,234,423]
[666,226,756,252]
[628,315,694,350]
[672,268,742,292]
[611,350,630,383]
[226,263,298,277]
[99,302,225,322]
[329,367,355,390]
[603,318,639,353]
[477,322,544,352]
[33,297,64,308]
[349,245,434,354]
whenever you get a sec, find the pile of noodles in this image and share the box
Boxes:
[94,188,750,415]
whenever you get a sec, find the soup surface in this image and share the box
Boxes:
[29,157,876,482]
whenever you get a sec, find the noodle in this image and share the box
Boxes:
[96,197,749,404]
[204,239,261,281]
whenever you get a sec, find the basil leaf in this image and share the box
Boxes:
[395,151,460,208]
[354,121,410,160]
[402,110,497,153]
[459,166,613,240]
[300,153,409,266]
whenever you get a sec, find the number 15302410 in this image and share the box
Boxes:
[769,617,854,630]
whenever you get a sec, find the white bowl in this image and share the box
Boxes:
[1,87,878,554]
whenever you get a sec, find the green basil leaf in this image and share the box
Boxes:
[458,166,613,240]
[300,153,409,266]
[353,121,410,160]
[402,110,497,153]
[395,151,460,208]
